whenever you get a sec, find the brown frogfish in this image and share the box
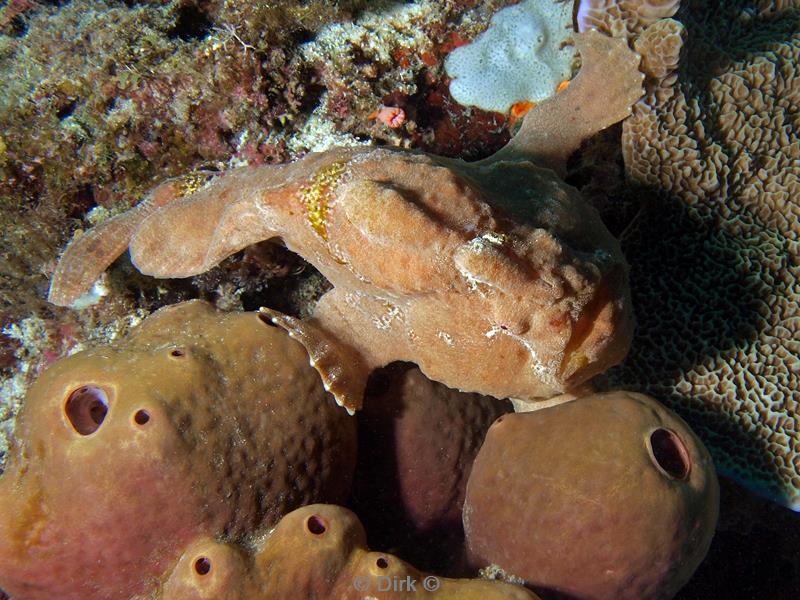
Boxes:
[47,31,644,412]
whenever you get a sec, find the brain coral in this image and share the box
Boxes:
[595,0,800,509]
[575,0,681,36]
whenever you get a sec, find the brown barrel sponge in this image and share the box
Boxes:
[463,391,719,600]
[163,504,541,600]
[351,363,511,570]
[0,300,356,600]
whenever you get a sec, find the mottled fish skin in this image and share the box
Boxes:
[47,31,642,411]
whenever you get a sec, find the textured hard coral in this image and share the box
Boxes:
[0,300,356,599]
[633,17,685,83]
[464,391,719,600]
[351,363,511,571]
[597,0,800,509]
[575,0,681,37]
[162,504,540,600]
[48,29,643,412]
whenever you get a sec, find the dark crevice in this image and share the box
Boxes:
[168,4,213,41]
[56,98,78,121]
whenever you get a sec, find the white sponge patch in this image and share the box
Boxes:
[445,0,575,113]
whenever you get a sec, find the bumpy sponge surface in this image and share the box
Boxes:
[445,0,575,113]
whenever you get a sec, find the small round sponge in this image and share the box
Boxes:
[445,0,576,113]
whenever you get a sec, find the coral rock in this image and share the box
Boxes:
[464,391,719,600]
[351,363,511,567]
[162,504,540,600]
[0,300,356,600]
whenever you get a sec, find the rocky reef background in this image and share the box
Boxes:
[0,1,798,598]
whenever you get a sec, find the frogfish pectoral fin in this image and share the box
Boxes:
[258,307,372,414]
